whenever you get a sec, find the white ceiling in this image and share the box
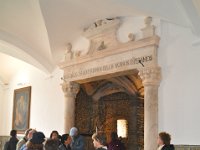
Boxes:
[0,0,200,84]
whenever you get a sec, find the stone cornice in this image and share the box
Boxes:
[59,35,160,69]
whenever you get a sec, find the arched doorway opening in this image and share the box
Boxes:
[75,73,144,150]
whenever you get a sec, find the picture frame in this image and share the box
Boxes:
[12,86,31,133]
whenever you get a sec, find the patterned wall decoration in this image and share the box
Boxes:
[75,75,144,150]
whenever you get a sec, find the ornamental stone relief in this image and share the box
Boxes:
[60,16,161,150]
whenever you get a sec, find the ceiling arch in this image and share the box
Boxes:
[0,0,54,73]
[0,0,200,83]
[82,74,144,101]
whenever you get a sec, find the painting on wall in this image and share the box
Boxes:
[12,86,31,133]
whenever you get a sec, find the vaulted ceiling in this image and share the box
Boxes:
[0,0,200,84]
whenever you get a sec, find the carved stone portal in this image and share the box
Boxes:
[59,16,161,150]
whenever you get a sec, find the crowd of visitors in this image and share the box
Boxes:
[4,128,174,150]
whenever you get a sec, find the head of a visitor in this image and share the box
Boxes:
[69,127,78,137]
[30,131,45,144]
[61,134,71,145]
[92,133,107,149]
[50,130,59,140]
[10,130,17,137]
[111,132,118,141]
[44,139,59,150]
[158,132,171,146]
[25,128,32,138]
[27,129,37,140]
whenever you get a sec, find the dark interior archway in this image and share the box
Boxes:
[75,73,144,150]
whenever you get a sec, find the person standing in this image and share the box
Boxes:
[108,132,125,150]
[157,132,175,150]
[92,133,107,150]
[20,129,37,150]
[45,139,60,150]
[69,127,84,150]
[50,130,60,140]
[59,134,71,150]
[16,129,32,150]
[26,131,45,150]
[4,130,19,150]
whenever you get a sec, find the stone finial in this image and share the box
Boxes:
[128,33,135,41]
[144,16,152,27]
[62,81,80,98]
[138,67,161,86]
[65,43,73,61]
[141,16,155,38]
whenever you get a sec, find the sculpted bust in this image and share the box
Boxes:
[65,43,73,60]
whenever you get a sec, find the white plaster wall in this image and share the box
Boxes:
[0,85,4,130]
[158,21,200,145]
[0,65,65,137]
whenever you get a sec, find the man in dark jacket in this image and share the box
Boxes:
[157,132,175,150]
[108,132,125,150]
[4,130,19,150]
[161,145,175,150]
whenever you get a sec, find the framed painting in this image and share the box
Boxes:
[12,86,31,133]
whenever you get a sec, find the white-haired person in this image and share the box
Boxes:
[92,133,107,150]
[16,129,32,150]
[69,127,84,150]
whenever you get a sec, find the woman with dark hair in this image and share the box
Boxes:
[50,131,59,140]
[59,134,71,150]
[108,132,125,150]
[157,132,175,150]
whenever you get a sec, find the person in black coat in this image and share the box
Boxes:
[157,132,175,150]
[108,132,125,150]
[4,130,19,150]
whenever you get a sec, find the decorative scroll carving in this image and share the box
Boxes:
[138,67,161,86]
[62,81,80,98]
[83,18,120,55]
[83,18,120,34]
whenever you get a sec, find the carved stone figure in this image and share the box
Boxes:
[65,43,73,60]
[141,16,155,38]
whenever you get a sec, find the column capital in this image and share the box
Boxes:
[138,66,161,86]
[62,81,80,98]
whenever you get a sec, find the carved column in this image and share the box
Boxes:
[62,81,80,133]
[139,67,161,150]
